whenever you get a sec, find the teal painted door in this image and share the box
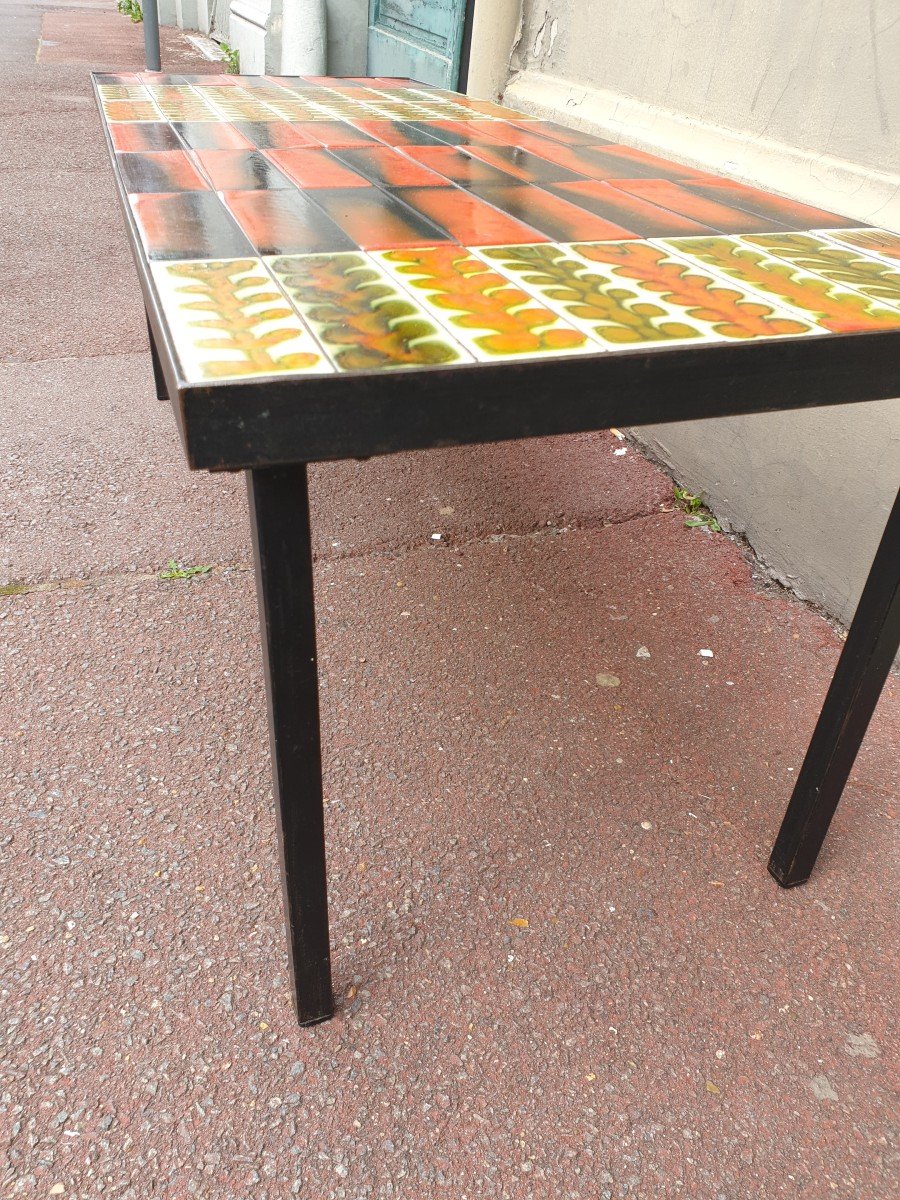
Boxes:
[368,0,468,88]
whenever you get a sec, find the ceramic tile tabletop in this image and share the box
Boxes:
[94,73,900,385]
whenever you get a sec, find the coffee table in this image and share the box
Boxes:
[93,72,900,1025]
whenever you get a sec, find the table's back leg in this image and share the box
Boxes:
[247,464,334,1025]
[146,314,167,402]
[769,487,900,888]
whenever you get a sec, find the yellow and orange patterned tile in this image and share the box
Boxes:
[269,251,472,371]
[815,228,900,266]
[660,236,900,334]
[150,258,332,383]
[739,233,900,308]
[477,241,816,349]
[373,246,594,361]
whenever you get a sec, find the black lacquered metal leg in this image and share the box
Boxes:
[769,487,900,887]
[146,314,167,402]
[247,464,333,1025]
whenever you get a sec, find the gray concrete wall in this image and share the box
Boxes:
[514,0,899,174]
[640,404,900,628]
[501,0,900,633]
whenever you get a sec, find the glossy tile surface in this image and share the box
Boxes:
[387,187,548,246]
[265,148,371,189]
[465,183,636,242]
[109,122,183,152]
[130,191,254,260]
[661,237,900,333]
[222,189,357,255]
[306,188,450,250]
[94,73,892,384]
[329,146,446,188]
[269,252,471,370]
[116,150,209,194]
[150,258,331,379]
[192,150,293,192]
[546,180,714,237]
[375,247,592,360]
[817,227,900,264]
[612,181,791,232]
[398,145,523,187]
[740,234,900,306]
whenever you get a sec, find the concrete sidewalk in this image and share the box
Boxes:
[1,4,898,1197]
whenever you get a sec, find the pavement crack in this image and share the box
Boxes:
[2,511,671,598]
[0,563,253,599]
[317,504,671,564]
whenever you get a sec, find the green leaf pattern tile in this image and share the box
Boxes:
[476,243,703,347]
[373,246,593,361]
[567,240,816,343]
[474,242,811,350]
[814,228,900,266]
[150,258,332,382]
[739,233,900,308]
[660,237,900,334]
[269,252,472,371]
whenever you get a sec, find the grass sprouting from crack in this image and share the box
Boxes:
[159,559,213,581]
[674,486,721,532]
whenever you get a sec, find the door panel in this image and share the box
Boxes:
[368,0,468,89]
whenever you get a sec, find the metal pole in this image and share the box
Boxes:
[142,0,161,72]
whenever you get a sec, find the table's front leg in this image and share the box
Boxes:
[247,464,333,1025]
[769,487,900,887]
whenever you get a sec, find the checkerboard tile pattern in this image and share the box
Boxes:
[95,73,900,384]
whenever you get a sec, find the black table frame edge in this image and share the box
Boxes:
[94,81,900,1026]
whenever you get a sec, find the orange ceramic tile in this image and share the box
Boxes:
[475,125,609,160]
[464,142,587,184]
[550,180,714,237]
[222,189,357,255]
[109,122,183,152]
[389,186,549,245]
[291,121,381,147]
[401,145,523,187]
[685,181,857,229]
[265,148,371,188]
[466,183,637,242]
[507,117,612,146]
[171,122,254,150]
[193,150,293,191]
[306,187,451,249]
[611,180,790,232]
[329,146,449,187]
[403,120,512,150]
[130,191,254,260]
[346,120,445,146]
[116,150,209,193]
[595,145,720,181]
[230,122,319,149]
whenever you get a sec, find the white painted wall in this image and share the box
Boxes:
[497,0,900,634]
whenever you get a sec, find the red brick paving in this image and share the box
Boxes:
[1,3,898,1198]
